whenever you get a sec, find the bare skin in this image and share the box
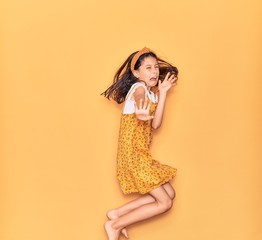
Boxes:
[104,183,175,240]
[106,183,175,238]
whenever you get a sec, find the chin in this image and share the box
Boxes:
[150,82,158,87]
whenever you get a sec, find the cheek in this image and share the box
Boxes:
[141,72,150,79]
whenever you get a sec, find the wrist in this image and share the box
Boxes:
[159,90,167,96]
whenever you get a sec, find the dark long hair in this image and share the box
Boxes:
[101,50,178,104]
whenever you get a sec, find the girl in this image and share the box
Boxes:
[101,47,178,240]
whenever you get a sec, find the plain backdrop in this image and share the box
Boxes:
[1,0,262,240]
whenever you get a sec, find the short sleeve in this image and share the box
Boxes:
[123,83,147,114]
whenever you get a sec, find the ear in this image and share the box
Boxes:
[133,70,140,79]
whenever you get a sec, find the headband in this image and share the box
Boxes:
[130,47,153,72]
[119,47,154,77]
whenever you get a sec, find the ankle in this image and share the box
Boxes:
[110,219,121,231]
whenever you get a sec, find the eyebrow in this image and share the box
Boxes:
[144,64,159,67]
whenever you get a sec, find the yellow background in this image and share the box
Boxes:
[1,0,261,239]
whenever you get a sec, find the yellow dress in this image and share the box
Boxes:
[116,83,177,194]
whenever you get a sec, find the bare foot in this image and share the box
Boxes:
[104,220,120,240]
[107,210,128,238]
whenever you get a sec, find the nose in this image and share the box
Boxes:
[152,67,157,75]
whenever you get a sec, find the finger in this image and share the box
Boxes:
[146,100,152,110]
[134,101,138,111]
[168,74,176,82]
[170,76,178,83]
[164,72,171,82]
[143,98,148,110]
[139,98,143,109]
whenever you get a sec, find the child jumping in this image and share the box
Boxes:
[101,47,178,240]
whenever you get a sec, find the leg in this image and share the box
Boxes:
[104,185,173,240]
[107,182,175,219]
[107,182,175,238]
[107,194,155,239]
[107,194,155,219]
[106,182,175,239]
[163,182,176,200]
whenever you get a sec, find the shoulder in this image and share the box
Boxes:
[127,82,147,98]
[133,85,146,96]
[130,81,147,92]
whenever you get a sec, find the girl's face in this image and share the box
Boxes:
[134,56,159,89]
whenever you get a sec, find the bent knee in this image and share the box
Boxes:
[158,198,173,213]
[170,189,176,200]
[163,183,176,200]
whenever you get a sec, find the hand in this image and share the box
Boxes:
[158,72,178,93]
[134,98,154,121]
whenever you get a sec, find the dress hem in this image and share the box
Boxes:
[120,171,177,195]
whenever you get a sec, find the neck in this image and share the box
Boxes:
[137,80,150,90]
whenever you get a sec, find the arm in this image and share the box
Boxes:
[151,73,178,129]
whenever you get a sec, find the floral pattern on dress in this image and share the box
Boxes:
[116,101,177,195]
